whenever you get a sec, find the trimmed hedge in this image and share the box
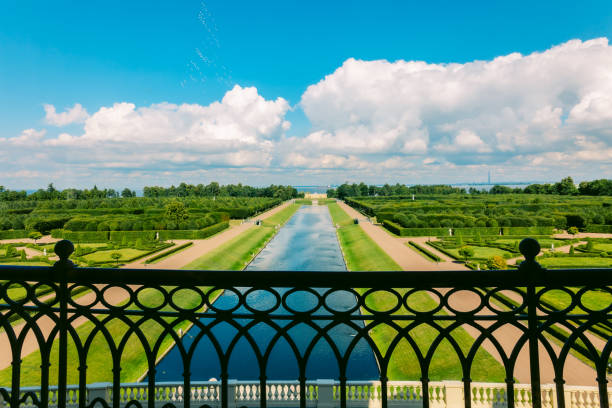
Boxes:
[110,231,157,241]
[382,221,553,237]
[157,221,229,240]
[52,230,110,242]
[53,221,229,242]
[408,241,442,262]
[585,225,612,233]
[0,230,31,239]
[145,242,193,263]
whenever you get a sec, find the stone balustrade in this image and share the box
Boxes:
[3,381,610,408]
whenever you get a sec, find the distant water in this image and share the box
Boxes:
[151,205,379,381]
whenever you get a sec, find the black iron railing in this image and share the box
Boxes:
[0,238,611,408]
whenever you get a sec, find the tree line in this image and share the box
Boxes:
[0,182,301,202]
[327,177,612,199]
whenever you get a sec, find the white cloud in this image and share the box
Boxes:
[299,38,612,171]
[5,38,612,187]
[44,103,89,126]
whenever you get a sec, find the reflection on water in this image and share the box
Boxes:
[152,205,379,381]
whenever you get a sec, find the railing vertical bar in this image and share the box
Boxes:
[184,365,191,408]
[506,378,515,408]
[148,365,156,408]
[113,356,121,408]
[598,375,609,408]
[78,359,87,408]
[260,374,268,408]
[527,282,542,408]
[339,375,347,408]
[10,341,20,408]
[57,268,69,408]
[221,369,229,408]
[422,378,430,408]
[463,379,472,408]
[554,379,565,408]
[381,375,388,408]
[39,348,50,408]
[298,375,305,408]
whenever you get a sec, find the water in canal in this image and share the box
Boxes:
[152,205,379,381]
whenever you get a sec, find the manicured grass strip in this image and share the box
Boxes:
[184,227,277,271]
[261,203,300,226]
[538,256,612,269]
[337,225,401,271]
[444,246,512,260]
[407,241,442,262]
[294,199,312,205]
[145,242,193,264]
[327,202,354,227]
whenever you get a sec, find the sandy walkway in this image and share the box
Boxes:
[0,201,293,370]
[336,201,598,385]
[0,235,59,245]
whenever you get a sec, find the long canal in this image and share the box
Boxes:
[152,204,379,380]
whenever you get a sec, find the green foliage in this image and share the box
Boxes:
[458,246,475,260]
[28,231,43,241]
[569,245,575,255]
[486,255,507,270]
[164,200,188,225]
[20,250,26,261]
[0,230,30,239]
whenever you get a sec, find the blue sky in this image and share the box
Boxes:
[1,1,612,189]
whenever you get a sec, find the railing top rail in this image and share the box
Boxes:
[1,265,612,287]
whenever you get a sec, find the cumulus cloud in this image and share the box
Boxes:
[44,103,89,126]
[5,38,612,186]
[298,38,612,173]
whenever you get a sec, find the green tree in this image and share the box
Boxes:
[111,252,121,266]
[586,239,594,251]
[20,250,26,261]
[486,255,507,270]
[5,245,17,258]
[28,231,43,243]
[165,200,188,226]
[458,246,474,261]
[568,226,579,235]
[569,245,575,255]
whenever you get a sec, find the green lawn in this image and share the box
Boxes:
[492,238,564,248]
[593,243,612,253]
[329,204,505,381]
[82,248,149,263]
[446,245,512,260]
[261,203,300,226]
[538,256,612,269]
[184,226,276,270]
[327,202,354,227]
[337,225,400,271]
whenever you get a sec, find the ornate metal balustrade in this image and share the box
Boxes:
[0,238,611,408]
